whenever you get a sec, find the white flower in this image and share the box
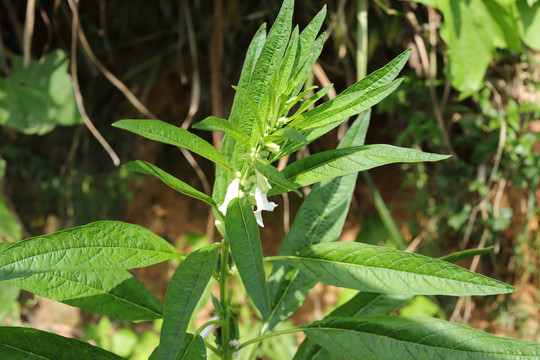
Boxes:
[218,178,241,216]
[253,172,277,227]
[199,316,220,339]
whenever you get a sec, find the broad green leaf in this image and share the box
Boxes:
[0,326,123,359]
[0,193,21,242]
[267,113,371,330]
[265,128,307,144]
[269,145,449,195]
[0,283,19,323]
[214,24,267,205]
[439,246,494,263]
[159,244,218,360]
[286,242,515,296]
[6,269,163,321]
[0,221,180,281]
[124,160,217,210]
[414,0,521,93]
[304,316,540,360]
[113,119,232,172]
[192,116,250,148]
[517,0,540,50]
[226,197,270,320]
[254,159,302,197]
[177,333,206,360]
[245,0,293,144]
[0,50,82,135]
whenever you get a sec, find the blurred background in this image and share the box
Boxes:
[0,0,539,358]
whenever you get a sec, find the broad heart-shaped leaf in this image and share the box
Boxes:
[113,119,233,172]
[267,112,371,330]
[5,269,163,321]
[294,291,409,360]
[0,221,180,281]
[0,50,82,135]
[269,145,450,196]
[213,24,267,207]
[0,326,123,359]
[304,316,540,360]
[285,242,515,296]
[158,244,218,360]
[192,116,250,148]
[226,197,270,320]
[254,159,302,197]
[124,160,217,210]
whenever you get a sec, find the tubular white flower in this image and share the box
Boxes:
[253,172,277,227]
[218,178,241,216]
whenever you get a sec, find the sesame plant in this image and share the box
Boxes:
[1,1,539,359]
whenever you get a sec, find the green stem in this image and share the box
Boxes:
[246,322,269,360]
[237,328,304,351]
[220,240,233,360]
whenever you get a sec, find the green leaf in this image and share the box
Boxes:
[304,316,540,360]
[0,50,82,135]
[294,292,410,360]
[275,80,404,161]
[0,221,180,281]
[124,160,217,210]
[177,333,206,360]
[288,84,333,121]
[113,119,232,172]
[192,116,250,148]
[159,244,218,360]
[244,0,294,144]
[517,0,540,50]
[6,269,163,321]
[0,193,21,242]
[254,159,302,197]
[286,32,325,96]
[414,0,521,93]
[267,113,371,330]
[275,26,299,97]
[265,128,307,144]
[226,197,270,320]
[285,242,515,296]
[0,326,123,359]
[439,246,494,263]
[270,145,449,195]
[0,283,19,323]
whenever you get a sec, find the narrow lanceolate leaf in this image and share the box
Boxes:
[159,244,218,360]
[226,197,270,320]
[304,316,540,360]
[273,80,404,161]
[286,242,515,296]
[245,0,293,144]
[439,246,494,263]
[265,127,307,144]
[294,291,409,360]
[124,160,217,210]
[113,119,232,172]
[269,145,450,196]
[0,326,123,359]
[214,24,267,206]
[267,113,371,331]
[6,269,163,321]
[192,116,250,148]
[0,221,180,281]
[254,159,302,197]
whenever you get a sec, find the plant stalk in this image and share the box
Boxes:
[220,240,233,360]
